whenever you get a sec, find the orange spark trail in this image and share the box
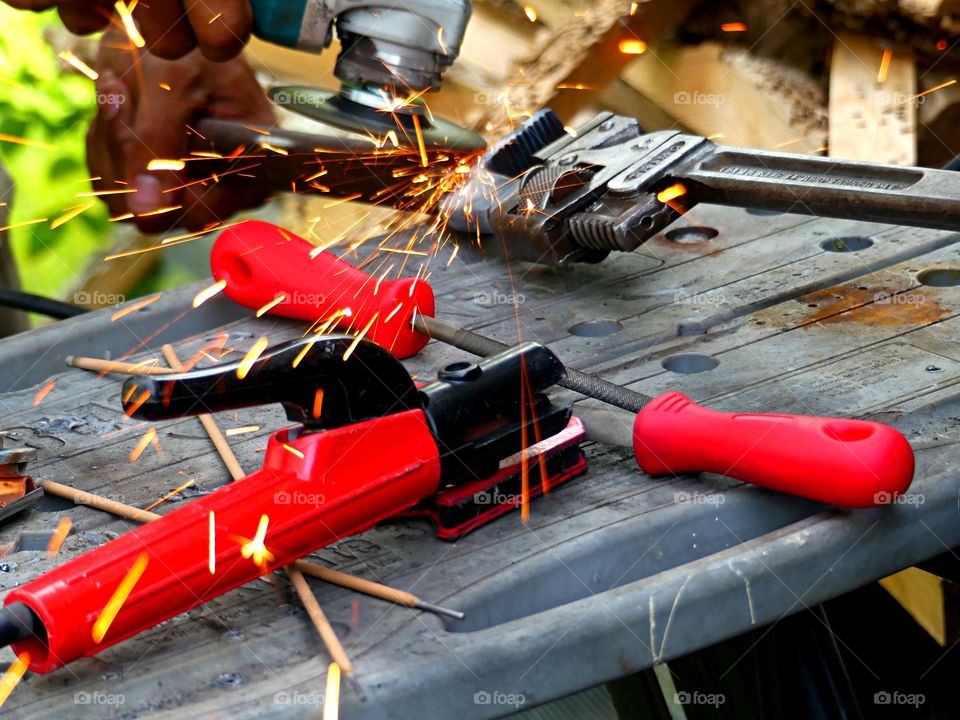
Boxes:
[47,517,72,558]
[877,49,892,83]
[657,183,687,203]
[124,390,152,417]
[237,337,269,379]
[721,22,747,32]
[193,279,227,308]
[111,294,161,322]
[256,294,285,317]
[129,428,157,462]
[312,389,325,419]
[0,134,55,151]
[411,115,429,168]
[51,201,96,230]
[114,1,146,47]
[143,478,195,511]
[58,50,99,80]
[92,553,149,643]
[0,652,30,709]
[0,217,48,233]
[342,313,379,360]
[33,380,55,407]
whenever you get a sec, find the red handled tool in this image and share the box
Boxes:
[211,220,434,358]
[0,337,571,671]
[210,220,915,508]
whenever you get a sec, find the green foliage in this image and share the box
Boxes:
[0,7,110,297]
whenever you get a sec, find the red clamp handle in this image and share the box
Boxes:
[632,392,914,508]
[8,411,441,673]
[211,220,435,358]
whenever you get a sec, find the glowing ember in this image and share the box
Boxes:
[33,380,55,407]
[657,183,687,203]
[240,514,274,567]
[58,50,99,80]
[147,159,186,171]
[193,279,227,308]
[92,553,149,643]
[312,388,325,419]
[47,517,72,558]
[237,337,269,379]
[0,652,30,709]
[114,1,146,48]
[523,5,537,22]
[130,428,158,462]
[877,49,892,84]
[721,22,747,32]
[323,662,341,720]
[619,39,647,55]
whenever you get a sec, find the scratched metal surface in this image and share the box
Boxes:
[1,205,960,719]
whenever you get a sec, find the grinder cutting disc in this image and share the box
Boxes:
[268,85,486,152]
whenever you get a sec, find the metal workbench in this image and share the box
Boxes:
[1,203,959,719]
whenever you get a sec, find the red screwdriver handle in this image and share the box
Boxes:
[211,220,435,358]
[7,412,441,673]
[632,392,914,508]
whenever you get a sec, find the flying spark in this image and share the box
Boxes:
[523,5,537,22]
[0,652,30,710]
[111,294,161,322]
[256,294,286,317]
[877,49,892,84]
[147,159,186,171]
[58,50,98,80]
[657,183,687,203]
[619,39,647,55]
[129,428,158,462]
[721,22,747,32]
[240,514,274,567]
[237,337,269,379]
[225,425,260,436]
[324,662,341,720]
[143,478,195,511]
[193,279,227,308]
[33,380,55,407]
[281,443,305,459]
[209,511,216,574]
[115,1,146,47]
[47,517,72,558]
[92,553,149,643]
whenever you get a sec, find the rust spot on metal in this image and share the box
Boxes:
[798,284,949,327]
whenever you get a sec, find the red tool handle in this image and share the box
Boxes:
[7,411,441,673]
[632,392,914,508]
[211,220,435,358]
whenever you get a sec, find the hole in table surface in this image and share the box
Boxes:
[665,226,719,244]
[661,353,719,374]
[917,268,960,288]
[820,236,873,253]
[569,320,622,337]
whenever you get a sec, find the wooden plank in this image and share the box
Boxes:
[621,42,827,152]
[828,33,917,164]
[476,0,699,137]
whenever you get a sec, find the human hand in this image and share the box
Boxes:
[86,34,275,233]
[5,0,252,61]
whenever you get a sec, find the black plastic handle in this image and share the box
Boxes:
[121,336,420,430]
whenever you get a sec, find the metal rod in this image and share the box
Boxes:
[412,315,652,412]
